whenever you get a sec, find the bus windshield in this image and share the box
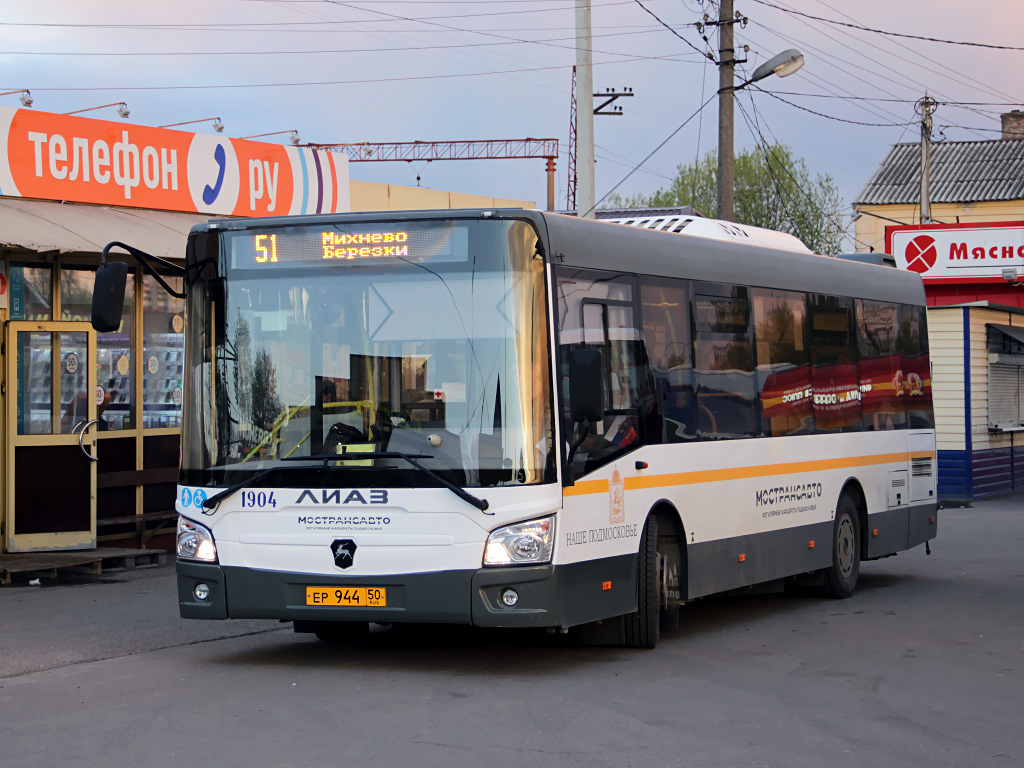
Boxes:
[182,217,555,488]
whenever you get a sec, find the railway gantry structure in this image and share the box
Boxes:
[308,138,560,210]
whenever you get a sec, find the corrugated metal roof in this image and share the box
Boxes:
[854,138,1024,206]
[0,197,211,258]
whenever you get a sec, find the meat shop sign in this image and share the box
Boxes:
[886,221,1024,283]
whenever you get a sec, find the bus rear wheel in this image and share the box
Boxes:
[822,494,861,599]
[624,515,660,649]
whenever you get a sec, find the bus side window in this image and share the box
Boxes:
[693,285,758,439]
[856,299,905,431]
[809,295,862,434]
[640,276,694,442]
[753,288,812,437]
[901,304,934,429]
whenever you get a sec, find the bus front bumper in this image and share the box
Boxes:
[177,556,635,629]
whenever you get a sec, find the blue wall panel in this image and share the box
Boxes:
[937,449,970,500]
[973,448,1014,498]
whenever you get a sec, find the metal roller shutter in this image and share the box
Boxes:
[989,363,1022,429]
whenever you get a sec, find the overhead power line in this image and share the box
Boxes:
[805,0,1020,107]
[241,0,616,4]
[766,91,1024,107]
[751,87,909,127]
[589,92,717,216]
[1,28,673,59]
[2,53,694,93]
[760,0,1013,134]
[632,0,715,61]
[738,95,850,243]
[0,1,636,29]
[749,0,1024,51]
[319,0,680,63]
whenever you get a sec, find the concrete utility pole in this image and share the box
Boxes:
[919,96,935,225]
[576,0,595,218]
[716,0,735,221]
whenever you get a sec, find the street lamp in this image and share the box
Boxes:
[744,49,804,87]
[159,117,225,133]
[65,102,130,119]
[1,89,33,108]
[241,130,301,146]
[716,0,804,221]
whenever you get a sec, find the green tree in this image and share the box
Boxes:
[605,144,845,256]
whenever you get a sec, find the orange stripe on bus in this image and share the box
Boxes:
[563,451,936,497]
[563,479,609,497]
[623,452,913,491]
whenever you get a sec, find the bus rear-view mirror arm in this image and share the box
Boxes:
[92,241,186,332]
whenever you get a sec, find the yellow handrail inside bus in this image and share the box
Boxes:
[242,399,375,461]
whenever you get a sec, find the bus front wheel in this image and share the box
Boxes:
[624,515,660,649]
[823,495,861,599]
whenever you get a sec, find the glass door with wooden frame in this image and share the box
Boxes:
[5,321,98,552]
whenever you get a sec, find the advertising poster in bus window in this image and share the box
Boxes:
[759,364,812,436]
[812,361,861,431]
[858,353,904,430]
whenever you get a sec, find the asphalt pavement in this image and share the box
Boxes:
[1,493,1022,768]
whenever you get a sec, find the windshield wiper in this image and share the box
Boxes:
[200,451,491,514]
[283,451,491,513]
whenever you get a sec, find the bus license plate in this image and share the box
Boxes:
[306,587,387,607]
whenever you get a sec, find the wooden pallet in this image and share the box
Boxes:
[97,547,167,571]
[0,547,167,585]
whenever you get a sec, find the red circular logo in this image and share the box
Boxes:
[904,235,938,273]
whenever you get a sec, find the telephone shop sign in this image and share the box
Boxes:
[0,106,349,217]
[887,221,1024,283]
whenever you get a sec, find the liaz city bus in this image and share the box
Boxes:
[92,209,937,648]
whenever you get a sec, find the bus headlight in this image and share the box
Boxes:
[483,515,555,566]
[177,517,218,563]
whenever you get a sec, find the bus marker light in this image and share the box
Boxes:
[602,581,612,591]
[500,588,519,607]
[635,461,648,470]
[929,516,936,523]
[808,541,814,548]
[872,529,879,536]
[737,554,746,562]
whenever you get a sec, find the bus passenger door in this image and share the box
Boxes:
[567,291,645,477]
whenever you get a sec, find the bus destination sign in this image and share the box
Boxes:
[228,224,468,269]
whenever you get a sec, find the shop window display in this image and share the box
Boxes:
[143,274,185,428]
[61,264,135,431]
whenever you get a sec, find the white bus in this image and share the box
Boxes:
[94,209,936,648]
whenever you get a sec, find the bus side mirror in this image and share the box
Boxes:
[568,348,604,423]
[91,261,129,332]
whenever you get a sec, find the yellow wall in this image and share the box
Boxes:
[854,201,1024,253]
[350,180,534,212]
[927,307,966,451]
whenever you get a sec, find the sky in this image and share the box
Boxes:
[1,0,1020,249]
